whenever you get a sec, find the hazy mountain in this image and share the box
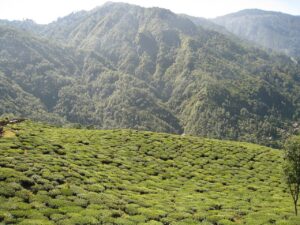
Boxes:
[182,14,231,35]
[0,19,42,33]
[213,9,300,57]
[1,3,300,147]
[0,25,80,123]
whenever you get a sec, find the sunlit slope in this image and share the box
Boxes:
[0,121,298,225]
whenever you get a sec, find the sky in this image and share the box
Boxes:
[0,0,300,24]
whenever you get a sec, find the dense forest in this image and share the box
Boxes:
[1,3,300,147]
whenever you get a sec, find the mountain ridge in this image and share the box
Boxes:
[213,8,300,57]
[219,8,300,17]
[0,2,300,147]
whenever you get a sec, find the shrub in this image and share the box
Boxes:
[59,206,83,214]
[0,121,297,224]
[113,217,136,225]
[18,219,54,225]
[137,208,167,220]
[86,184,105,193]
[124,204,140,215]
[50,213,65,222]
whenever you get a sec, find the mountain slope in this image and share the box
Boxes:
[0,120,298,224]
[0,72,65,124]
[1,3,300,147]
[0,24,183,133]
[42,3,300,147]
[182,14,231,35]
[213,9,300,57]
[0,25,80,110]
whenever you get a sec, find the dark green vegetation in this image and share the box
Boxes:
[283,136,300,215]
[1,3,300,147]
[0,120,299,224]
[213,9,300,57]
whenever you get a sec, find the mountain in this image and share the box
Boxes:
[1,3,300,147]
[0,25,80,123]
[0,120,298,224]
[182,14,231,35]
[213,9,300,57]
[0,19,42,33]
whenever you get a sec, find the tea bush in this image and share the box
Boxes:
[0,121,298,224]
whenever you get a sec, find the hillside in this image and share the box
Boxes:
[181,15,231,36]
[0,120,298,225]
[1,3,300,147]
[213,9,300,57]
[0,25,79,123]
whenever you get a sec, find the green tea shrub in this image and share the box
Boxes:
[86,183,105,193]
[113,217,136,225]
[128,214,147,223]
[18,219,54,225]
[139,220,164,225]
[49,213,66,222]
[137,208,167,220]
[0,121,296,224]
[59,206,83,214]
[124,204,140,215]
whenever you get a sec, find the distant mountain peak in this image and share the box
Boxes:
[97,1,142,10]
[95,1,173,15]
[213,8,300,57]
[219,8,297,18]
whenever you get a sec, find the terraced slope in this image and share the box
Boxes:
[0,121,298,225]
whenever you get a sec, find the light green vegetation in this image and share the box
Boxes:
[0,121,298,224]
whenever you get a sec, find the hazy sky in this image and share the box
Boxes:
[1,0,300,24]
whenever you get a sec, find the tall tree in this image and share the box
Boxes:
[284,136,300,215]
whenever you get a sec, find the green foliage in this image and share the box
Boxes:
[283,136,300,215]
[0,121,297,224]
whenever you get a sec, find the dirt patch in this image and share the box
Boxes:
[3,130,16,138]
[0,118,25,138]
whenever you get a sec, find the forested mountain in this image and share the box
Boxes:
[213,9,300,57]
[0,25,78,123]
[1,2,300,147]
[182,15,231,35]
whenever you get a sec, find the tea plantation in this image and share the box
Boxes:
[0,121,298,225]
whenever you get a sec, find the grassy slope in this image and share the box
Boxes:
[0,121,298,225]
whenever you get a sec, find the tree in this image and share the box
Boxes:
[284,136,300,215]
